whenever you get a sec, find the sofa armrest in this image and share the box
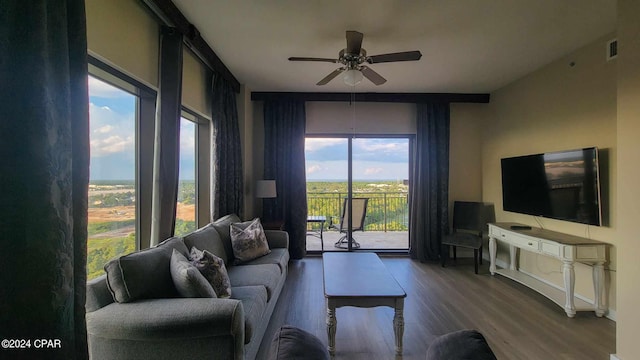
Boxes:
[86,275,114,312]
[86,298,244,342]
[264,230,289,249]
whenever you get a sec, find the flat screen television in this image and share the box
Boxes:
[501,147,602,226]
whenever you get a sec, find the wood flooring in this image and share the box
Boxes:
[256,255,615,360]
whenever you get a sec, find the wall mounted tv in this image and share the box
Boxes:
[501,147,602,226]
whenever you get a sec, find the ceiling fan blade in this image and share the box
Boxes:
[346,31,364,55]
[360,66,387,85]
[289,57,338,63]
[316,68,345,85]
[367,50,422,63]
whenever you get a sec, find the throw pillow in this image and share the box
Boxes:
[104,236,188,303]
[190,247,232,298]
[230,218,271,264]
[170,249,217,298]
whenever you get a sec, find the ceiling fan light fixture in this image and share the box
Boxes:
[343,69,363,86]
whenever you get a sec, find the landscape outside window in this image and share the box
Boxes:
[305,137,409,250]
[87,76,137,280]
[175,117,197,236]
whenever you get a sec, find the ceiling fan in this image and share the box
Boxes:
[288,30,422,86]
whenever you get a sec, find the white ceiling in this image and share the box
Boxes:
[173,0,616,93]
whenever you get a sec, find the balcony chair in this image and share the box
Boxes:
[441,201,495,274]
[329,198,369,249]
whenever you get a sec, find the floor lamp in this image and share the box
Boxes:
[256,180,280,229]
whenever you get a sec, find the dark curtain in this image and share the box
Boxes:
[263,101,308,259]
[150,27,183,245]
[409,103,450,262]
[0,1,90,359]
[211,72,243,219]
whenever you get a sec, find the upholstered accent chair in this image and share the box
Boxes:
[441,201,495,274]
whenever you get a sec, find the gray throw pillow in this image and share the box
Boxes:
[190,247,232,298]
[170,249,217,298]
[230,218,271,264]
[104,236,188,303]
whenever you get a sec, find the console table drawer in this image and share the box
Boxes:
[509,234,540,251]
[541,241,561,257]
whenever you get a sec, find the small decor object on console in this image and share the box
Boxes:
[189,247,232,298]
[230,218,271,264]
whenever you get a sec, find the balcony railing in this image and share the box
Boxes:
[307,192,409,232]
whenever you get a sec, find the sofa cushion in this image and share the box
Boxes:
[212,214,242,263]
[104,237,188,303]
[268,325,329,360]
[230,218,271,264]
[170,249,217,298]
[183,223,228,265]
[227,263,281,301]
[190,247,232,298]
[425,330,497,360]
[230,285,268,344]
[240,248,289,274]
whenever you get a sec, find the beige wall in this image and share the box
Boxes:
[450,103,486,204]
[482,34,618,313]
[615,1,640,358]
[86,0,159,89]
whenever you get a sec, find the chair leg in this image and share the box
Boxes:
[452,246,457,262]
[479,245,483,265]
[441,245,448,267]
[474,249,479,274]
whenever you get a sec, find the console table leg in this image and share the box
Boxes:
[393,299,405,355]
[326,301,337,355]
[509,245,517,271]
[562,261,576,318]
[489,236,497,275]
[593,262,606,317]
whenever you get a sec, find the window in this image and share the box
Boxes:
[175,115,197,236]
[305,136,410,252]
[87,75,138,280]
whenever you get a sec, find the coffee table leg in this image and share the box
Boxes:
[326,300,337,355]
[393,299,405,355]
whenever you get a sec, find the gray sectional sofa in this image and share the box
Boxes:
[86,214,289,360]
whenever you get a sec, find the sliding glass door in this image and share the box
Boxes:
[305,136,410,252]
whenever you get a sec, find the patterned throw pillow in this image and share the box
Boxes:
[189,247,232,298]
[169,249,217,298]
[230,218,271,264]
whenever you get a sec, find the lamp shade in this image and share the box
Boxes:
[256,180,277,198]
[343,69,363,86]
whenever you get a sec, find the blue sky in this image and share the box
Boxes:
[305,138,409,181]
[88,76,195,181]
[89,76,408,183]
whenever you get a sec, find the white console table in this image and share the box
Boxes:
[488,222,607,318]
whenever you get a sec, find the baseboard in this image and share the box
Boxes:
[486,255,616,321]
[610,354,621,360]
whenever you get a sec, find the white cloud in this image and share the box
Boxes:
[363,167,384,175]
[357,140,407,153]
[89,103,135,157]
[88,76,129,98]
[305,138,347,152]
[307,164,322,174]
[95,125,114,134]
[91,135,134,156]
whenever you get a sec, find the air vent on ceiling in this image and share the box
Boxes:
[606,39,618,61]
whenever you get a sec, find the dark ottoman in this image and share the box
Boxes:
[268,325,329,360]
[425,329,497,360]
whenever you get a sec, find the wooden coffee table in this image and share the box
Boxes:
[322,252,406,355]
